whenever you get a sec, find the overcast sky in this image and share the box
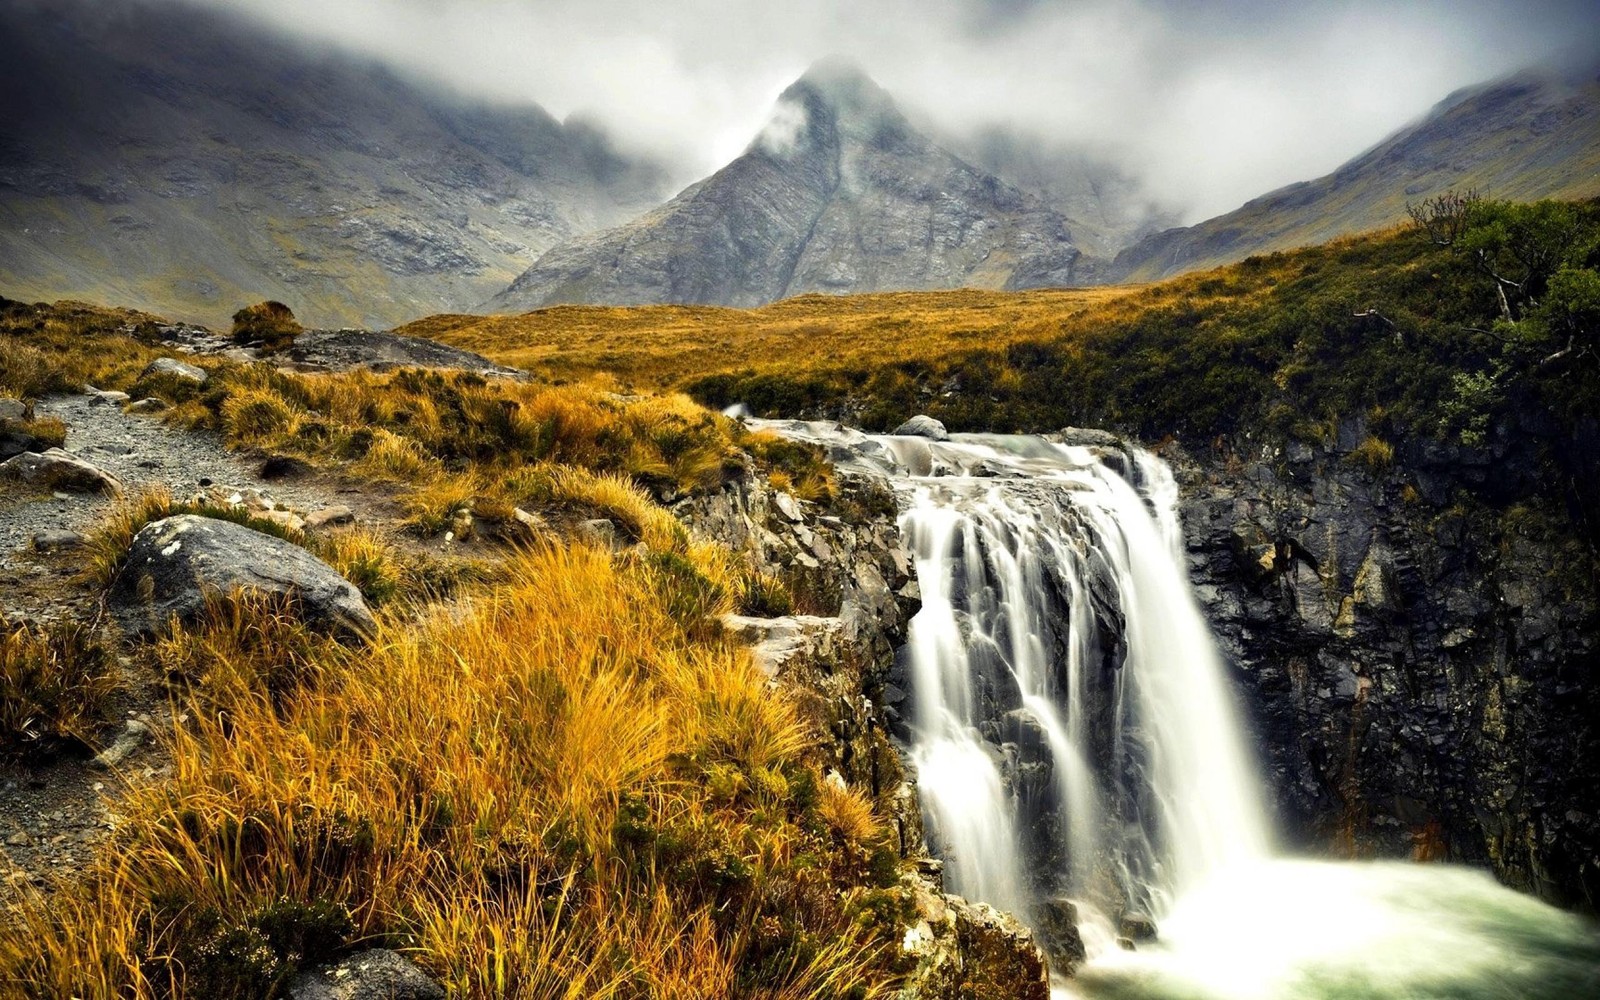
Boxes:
[183,0,1597,222]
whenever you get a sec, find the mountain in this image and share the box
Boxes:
[0,0,669,327]
[1111,67,1600,283]
[947,128,1180,259]
[489,58,1087,311]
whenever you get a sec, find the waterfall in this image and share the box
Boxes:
[750,419,1600,999]
[892,433,1270,931]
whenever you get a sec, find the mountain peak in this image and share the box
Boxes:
[753,57,905,158]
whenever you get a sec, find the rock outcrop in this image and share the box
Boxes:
[108,515,377,641]
[1170,421,1600,907]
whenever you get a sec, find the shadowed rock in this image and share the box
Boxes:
[108,514,376,641]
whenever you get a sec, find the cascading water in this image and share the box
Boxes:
[752,418,1600,999]
[895,436,1270,931]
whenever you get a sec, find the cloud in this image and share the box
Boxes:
[170,0,1598,222]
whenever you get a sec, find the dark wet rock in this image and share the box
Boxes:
[0,448,122,494]
[289,329,525,378]
[1118,911,1157,941]
[139,357,207,385]
[108,514,376,641]
[894,415,950,441]
[1170,427,1600,907]
[1037,897,1088,972]
[287,949,443,1000]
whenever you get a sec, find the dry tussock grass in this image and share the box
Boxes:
[399,286,1141,390]
[0,547,905,998]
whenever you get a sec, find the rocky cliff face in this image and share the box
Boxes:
[1170,423,1600,908]
[491,59,1085,311]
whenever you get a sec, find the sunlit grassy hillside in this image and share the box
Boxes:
[399,286,1138,390]
[420,199,1600,459]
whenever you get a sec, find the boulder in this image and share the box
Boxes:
[288,949,443,1000]
[125,397,168,414]
[108,515,376,641]
[139,357,208,385]
[0,398,27,421]
[0,448,122,493]
[893,414,950,441]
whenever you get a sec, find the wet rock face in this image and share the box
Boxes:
[1170,429,1600,907]
[108,514,377,642]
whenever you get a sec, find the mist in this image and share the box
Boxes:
[160,0,1600,221]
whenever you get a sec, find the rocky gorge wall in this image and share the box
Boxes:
[1169,421,1600,909]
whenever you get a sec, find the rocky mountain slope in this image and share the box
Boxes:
[489,59,1088,311]
[0,0,667,328]
[1112,67,1600,282]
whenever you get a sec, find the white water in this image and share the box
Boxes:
[752,419,1600,998]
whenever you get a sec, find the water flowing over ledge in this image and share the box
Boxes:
[749,417,1600,999]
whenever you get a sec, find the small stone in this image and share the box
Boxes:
[139,357,208,385]
[305,505,355,529]
[86,388,131,407]
[0,398,27,420]
[90,720,150,771]
[578,518,621,550]
[33,529,84,552]
[124,397,168,414]
[5,831,27,846]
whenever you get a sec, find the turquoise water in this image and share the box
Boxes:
[1063,859,1600,1000]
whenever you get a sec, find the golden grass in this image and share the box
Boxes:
[0,547,904,998]
[0,620,117,754]
[399,286,1141,390]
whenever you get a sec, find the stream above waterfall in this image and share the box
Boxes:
[749,417,1600,998]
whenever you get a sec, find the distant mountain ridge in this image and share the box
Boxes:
[1110,67,1600,282]
[0,0,669,327]
[489,59,1089,311]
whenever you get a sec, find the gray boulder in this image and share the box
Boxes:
[139,357,208,385]
[108,515,376,641]
[0,448,122,493]
[893,415,949,441]
[288,949,443,1000]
